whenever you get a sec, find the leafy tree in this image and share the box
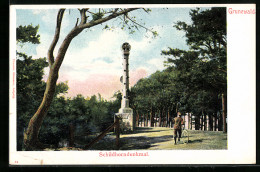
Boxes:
[40,92,119,148]
[16,24,45,150]
[16,24,40,44]
[23,8,157,150]
[16,25,70,150]
[162,7,227,131]
[130,8,227,131]
[110,91,122,112]
[131,70,178,127]
[17,52,70,150]
[39,96,69,146]
[16,53,48,150]
[163,8,226,93]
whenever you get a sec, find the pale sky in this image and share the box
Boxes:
[16,7,205,100]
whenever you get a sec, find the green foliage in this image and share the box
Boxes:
[16,24,73,149]
[16,53,48,150]
[16,24,40,44]
[131,70,176,119]
[39,93,118,146]
[99,8,157,37]
[16,52,71,149]
[17,51,119,148]
[162,7,226,115]
[173,8,226,67]
[16,24,43,150]
[92,12,104,21]
[55,81,69,97]
[131,8,226,126]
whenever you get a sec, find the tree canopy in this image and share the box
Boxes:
[16,24,40,44]
[130,7,227,130]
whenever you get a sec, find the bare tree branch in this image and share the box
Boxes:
[113,8,119,13]
[125,14,154,34]
[86,10,96,15]
[79,8,89,25]
[142,8,150,13]
[79,8,139,29]
[47,9,65,67]
[75,18,79,27]
[53,8,140,71]
[97,8,119,14]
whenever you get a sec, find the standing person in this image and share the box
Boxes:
[173,112,184,145]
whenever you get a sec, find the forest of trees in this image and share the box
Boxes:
[17,7,227,150]
[131,8,227,131]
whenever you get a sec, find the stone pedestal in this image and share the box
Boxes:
[115,111,134,132]
[115,42,134,132]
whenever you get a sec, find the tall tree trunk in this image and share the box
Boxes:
[164,110,167,127]
[159,110,162,127]
[167,109,170,128]
[204,113,207,131]
[188,113,190,130]
[24,67,59,150]
[136,111,139,127]
[143,114,145,127]
[218,111,223,131]
[222,93,227,133]
[144,113,146,127]
[215,113,218,131]
[169,110,172,128]
[69,123,75,147]
[154,111,157,127]
[140,114,143,127]
[150,107,153,127]
[195,115,198,130]
[162,110,164,127]
[194,115,197,130]
[200,114,203,130]
[209,114,212,131]
[23,9,80,150]
[212,113,215,130]
[163,109,165,127]
[146,113,148,127]
[210,113,213,131]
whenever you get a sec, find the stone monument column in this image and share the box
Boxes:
[119,42,131,113]
[116,42,134,131]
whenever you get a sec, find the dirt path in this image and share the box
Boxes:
[90,127,227,150]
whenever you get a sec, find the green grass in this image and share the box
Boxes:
[44,127,227,151]
[86,127,227,150]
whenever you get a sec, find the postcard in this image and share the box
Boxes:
[9,4,256,165]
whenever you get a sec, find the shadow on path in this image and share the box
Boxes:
[187,139,203,144]
[119,135,173,150]
[132,127,166,134]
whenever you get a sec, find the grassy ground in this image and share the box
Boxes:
[44,127,227,151]
[85,127,227,150]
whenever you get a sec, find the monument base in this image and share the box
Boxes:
[115,108,134,132]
